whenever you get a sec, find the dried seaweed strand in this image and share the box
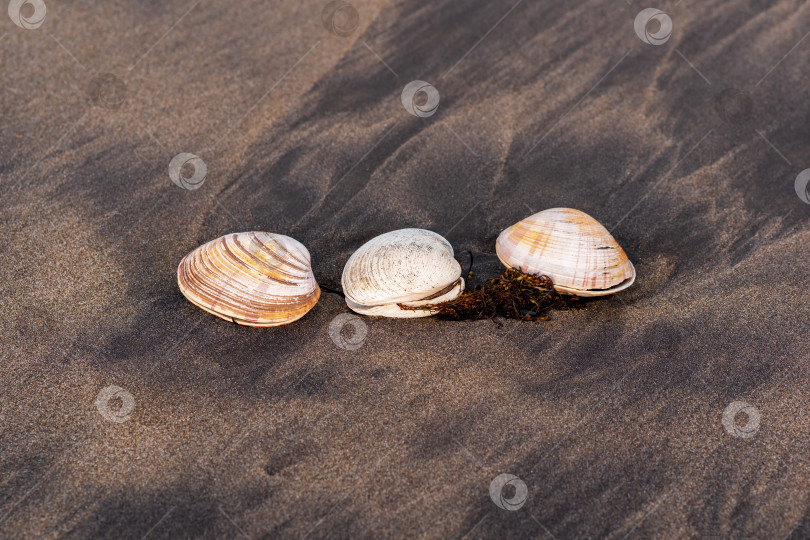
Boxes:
[398,268,579,322]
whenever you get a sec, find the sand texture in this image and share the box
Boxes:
[1,0,810,537]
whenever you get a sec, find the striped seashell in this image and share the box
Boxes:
[496,208,635,297]
[342,229,464,318]
[178,232,320,326]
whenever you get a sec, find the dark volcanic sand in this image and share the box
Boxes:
[2,0,810,538]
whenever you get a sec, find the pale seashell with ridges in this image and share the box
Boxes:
[178,232,320,326]
[496,208,635,296]
[341,228,464,317]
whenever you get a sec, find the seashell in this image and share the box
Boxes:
[178,232,320,326]
[496,208,635,297]
[341,229,464,317]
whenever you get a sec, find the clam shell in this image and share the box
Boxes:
[178,232,320,326]
[341,229,464,317]
[496,208,635,297]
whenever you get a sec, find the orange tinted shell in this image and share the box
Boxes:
[178,232,320,326]
[496,208,635,296]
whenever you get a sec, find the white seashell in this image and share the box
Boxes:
[341,229,464,317]
[178,232,320,326]
[496,208,635,297]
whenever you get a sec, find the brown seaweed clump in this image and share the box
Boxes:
[399,268,579,322]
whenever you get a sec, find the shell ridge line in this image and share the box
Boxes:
[180,246,229,310]
[232,238,302,292]
[271,234,312,270]
[208,238,264,300]
[223,234,279,288]
[229,234,301,287]
[236,237,318,309]
[198,239,255,314]
[247,232,311,279]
